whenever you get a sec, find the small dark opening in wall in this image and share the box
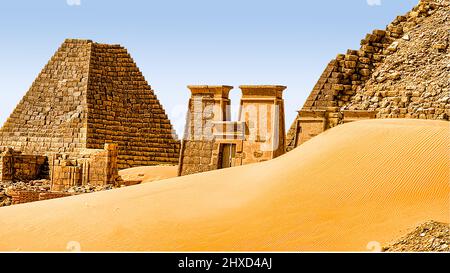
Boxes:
[38,157,50,180]
[218,143,236,169]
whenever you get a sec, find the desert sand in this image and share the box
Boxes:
[119,165,178,184]
[0,119,448,252]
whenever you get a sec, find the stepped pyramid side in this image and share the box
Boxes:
[0,39,180,169]
[0,39,91,154]
[346,0,449,117]
[286,0,449,150]
[85,42,180,168]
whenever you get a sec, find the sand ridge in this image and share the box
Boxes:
[119,165,178,184]
[0,119,448,251]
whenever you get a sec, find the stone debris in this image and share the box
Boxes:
[0,39,180,170]
[286,0,449,151]
[0,179,115,207]
[348,0,450,120]
[0,38,183,203]
[65,184,113,194]
[383,221,450,252]
[0,180,51,207]
[1,144,120,193]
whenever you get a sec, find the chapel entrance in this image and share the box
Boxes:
[219,144,236,169]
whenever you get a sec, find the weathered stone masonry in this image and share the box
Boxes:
[50,143,119,191]
[285,30,395,149]
[1,144,119,193]
[286,0,449,151]
[9,191,74,205]
[0,147,47,182]
[0,39,180,169]
[178,85,232,176]
[178,85,286,176]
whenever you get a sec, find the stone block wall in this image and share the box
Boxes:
[300,28,395,114]
[86,42,180,169]
[179,140,216,175]
[179,85,286,176]
[0,148,13,181]
[0,39,91,156]
[39,192,74,202]
[0,144,119,192]
[11,191,41,205]
[0,147,48,182]
[239,86,286,164]
[347,0,449,120]
[50,143,119,191]
[286,28,393,150]
[342,110,378,123]
[287,110,327,149]
[178,86,232,176]
[10,190,74,205]
[85,143,118,186]
[12,155,47,181]
[0,39,180,169]
[50,160,82,191]
[286,0,446,151]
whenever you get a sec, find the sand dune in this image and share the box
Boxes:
[119,165,178,184]
[0,119,448,252]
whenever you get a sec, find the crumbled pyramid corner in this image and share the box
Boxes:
[383,221,450,252]
[286,0,450,151]
[0,39,180,169]
[346,0,450,120]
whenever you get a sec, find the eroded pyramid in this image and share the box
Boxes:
[0,39,180,169]
[286,0,449,150]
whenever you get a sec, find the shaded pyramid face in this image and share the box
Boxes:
[0,39,180,169]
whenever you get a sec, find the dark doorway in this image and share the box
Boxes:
[218,144,236,169]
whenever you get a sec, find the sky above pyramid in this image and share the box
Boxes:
[0,0,417,136]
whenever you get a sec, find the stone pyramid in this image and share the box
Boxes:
[286,0,449,151]
[0,39,180,169]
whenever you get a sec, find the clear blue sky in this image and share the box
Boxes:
[0,0,417,135]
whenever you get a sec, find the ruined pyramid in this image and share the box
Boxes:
[286,0,449,150]
[0,39,180,169]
